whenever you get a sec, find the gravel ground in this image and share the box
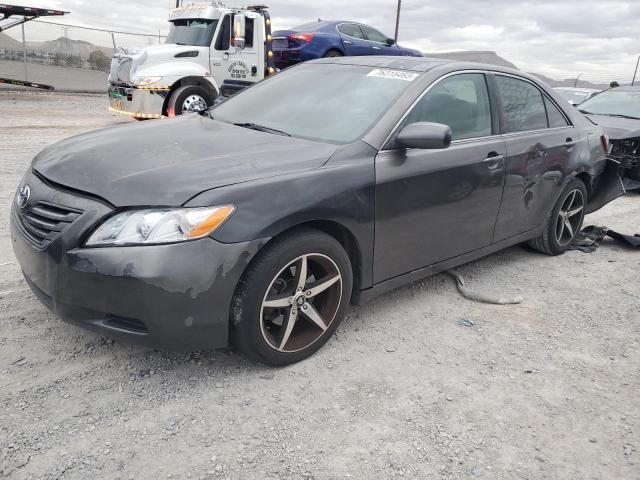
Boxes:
[1,91,639,480]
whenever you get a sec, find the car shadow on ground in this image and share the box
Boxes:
[44,243,541,375]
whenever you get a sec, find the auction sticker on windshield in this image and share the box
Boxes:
[367,69,420,81]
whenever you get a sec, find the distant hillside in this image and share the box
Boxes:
[0,32,22,49]
[27,37,113,58]
[527,72,611,90]
[419,50,614,90]
[422,50,518,69]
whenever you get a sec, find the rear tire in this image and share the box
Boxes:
[167,85,214,116]
[230,228,353,366]
[323,49,344,58]
[528,177,587,255]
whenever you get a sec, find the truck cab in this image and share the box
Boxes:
[108,2,275,119]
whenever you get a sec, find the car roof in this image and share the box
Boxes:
[311,55,528,77]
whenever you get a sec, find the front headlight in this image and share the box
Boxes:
[134,76,162,86]
[85,206,235,247]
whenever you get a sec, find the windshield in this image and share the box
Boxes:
[166,19,218,46]
[579,89,640,118]
[210,64,418,144]
[557,89,591,104]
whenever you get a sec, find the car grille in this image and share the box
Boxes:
[13,201,83,250]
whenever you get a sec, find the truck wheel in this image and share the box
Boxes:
[168,85,214,116]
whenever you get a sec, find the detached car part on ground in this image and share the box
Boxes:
[12,57,620,366]
[578,86,640,190]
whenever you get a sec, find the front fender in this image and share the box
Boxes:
[184,145,376,288]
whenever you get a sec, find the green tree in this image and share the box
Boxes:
[88,50,110,72]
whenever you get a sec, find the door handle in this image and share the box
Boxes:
[563,138,577,149]
[343,40,352,44]
[372,46,381,50]
[483,153,505,163]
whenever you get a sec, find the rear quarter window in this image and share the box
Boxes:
[545,97,570,128]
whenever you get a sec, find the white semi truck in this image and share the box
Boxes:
[108,2,276,119]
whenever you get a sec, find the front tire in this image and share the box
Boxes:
[231,228,353,366]
[528,178,587,255]
[167,85,214,116]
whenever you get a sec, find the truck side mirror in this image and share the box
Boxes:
[234,15,246,49]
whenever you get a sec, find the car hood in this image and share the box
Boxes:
[33,115,338,207]
[584,113,640,140]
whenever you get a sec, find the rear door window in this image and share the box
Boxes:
[360,25,388,43]
[495,75,548,133]
[244,17,254,48]
[399,73,492,141]
[337,23,365,39]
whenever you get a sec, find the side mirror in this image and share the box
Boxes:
[386,37,396,46]
[233,37,246,49]
[396,122,452,150]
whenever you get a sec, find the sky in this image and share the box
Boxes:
[4,0,639,83]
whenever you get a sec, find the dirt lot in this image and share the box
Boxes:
[0,91,639,480]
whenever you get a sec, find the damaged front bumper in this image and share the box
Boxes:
[108,84,170,119]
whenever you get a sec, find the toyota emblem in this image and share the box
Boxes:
[17,184,31,209]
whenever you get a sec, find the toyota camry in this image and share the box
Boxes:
[11,57,614,365]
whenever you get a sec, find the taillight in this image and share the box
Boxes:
[288,33,314,43]
[601,134,610,154]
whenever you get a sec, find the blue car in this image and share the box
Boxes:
[272,20,422,69]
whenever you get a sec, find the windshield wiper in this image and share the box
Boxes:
[233,122,291,137]
[579,110,640,120]
[606,113,640,120]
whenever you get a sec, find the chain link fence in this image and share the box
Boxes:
[0,20,166,92]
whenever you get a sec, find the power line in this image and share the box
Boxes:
[32,19,166,37]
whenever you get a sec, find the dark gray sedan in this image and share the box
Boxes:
[11,57,613,365]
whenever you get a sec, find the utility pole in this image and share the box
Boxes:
[632,55,640,86]
[574,73,582,88]
[21,23,27,81]
[394,0,402,43]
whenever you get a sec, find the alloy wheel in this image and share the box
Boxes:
[181,94,207,113]
[260,253,343,353]
[555,188,584,246]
